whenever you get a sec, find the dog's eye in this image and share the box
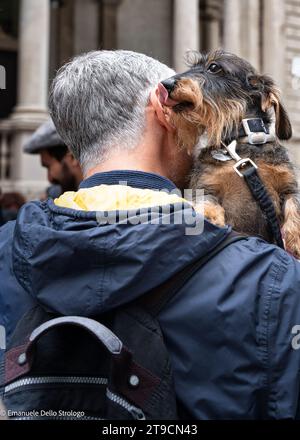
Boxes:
[207,63,222,73]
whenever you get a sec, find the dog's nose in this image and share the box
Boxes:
[161,77,176,93]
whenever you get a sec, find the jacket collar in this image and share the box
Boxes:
[79,170,177,192]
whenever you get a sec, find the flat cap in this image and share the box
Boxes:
[23,119,64,154]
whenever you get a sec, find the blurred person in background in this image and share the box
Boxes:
[23,119,83,195]
[0,191,26,226]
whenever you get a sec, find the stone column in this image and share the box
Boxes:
[202,0,222,51]
[12,0,50,123]
[58,0,75,67]
[206,19,220,51]
[74,0,99,55]
[8,0,50,198]
[223,0,241,55]
[223,0,260,69]
[102,0,122,50]
[173,0,200,72]
[240,0,260,70]
[262,0,285,88]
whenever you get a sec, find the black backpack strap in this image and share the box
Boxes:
[138,231,248,317]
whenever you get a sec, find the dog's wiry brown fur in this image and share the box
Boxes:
[282,197,300,254]
[160,50,300,257]
[165,77,246,151]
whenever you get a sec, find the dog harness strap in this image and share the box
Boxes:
[241,166,284,249]
[137,231,248,317]
[224,140,284,249]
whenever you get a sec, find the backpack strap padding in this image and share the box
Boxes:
[29,316,123,354]
[5,316,124,384]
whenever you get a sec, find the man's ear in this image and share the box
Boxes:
[248,74,292,140]
[149,87,175,132]
[63,151,79,168]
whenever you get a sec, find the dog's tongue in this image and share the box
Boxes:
[158,83,179,107]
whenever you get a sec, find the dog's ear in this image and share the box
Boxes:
[248,74,292,140]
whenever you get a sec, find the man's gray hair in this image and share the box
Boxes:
[49,50,175,174]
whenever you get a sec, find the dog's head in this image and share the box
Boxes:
[158,50,292,151]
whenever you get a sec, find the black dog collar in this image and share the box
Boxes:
[221,118,276,147]
[212,118,276,161]
[239,118,276,145]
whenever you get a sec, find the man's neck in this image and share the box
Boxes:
[83,107,192,190]
[85,108,172,179]
[85,140,168,179]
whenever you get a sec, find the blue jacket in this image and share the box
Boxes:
[1,170,300,419]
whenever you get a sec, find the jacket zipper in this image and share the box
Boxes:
[5,376,108,393]
[106,388,145,420]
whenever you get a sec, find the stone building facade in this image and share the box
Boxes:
[0,0,299,198]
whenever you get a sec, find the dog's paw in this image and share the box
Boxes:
[282,197,300,259]
[194,200,226,227]
[282,227,300,259]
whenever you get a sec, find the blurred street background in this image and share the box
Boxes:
[0,0,299,204]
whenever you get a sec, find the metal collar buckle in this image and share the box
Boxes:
[234,158,258,177]
[223,140,258,177]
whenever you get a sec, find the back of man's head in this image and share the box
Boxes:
[49,50,174,175]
